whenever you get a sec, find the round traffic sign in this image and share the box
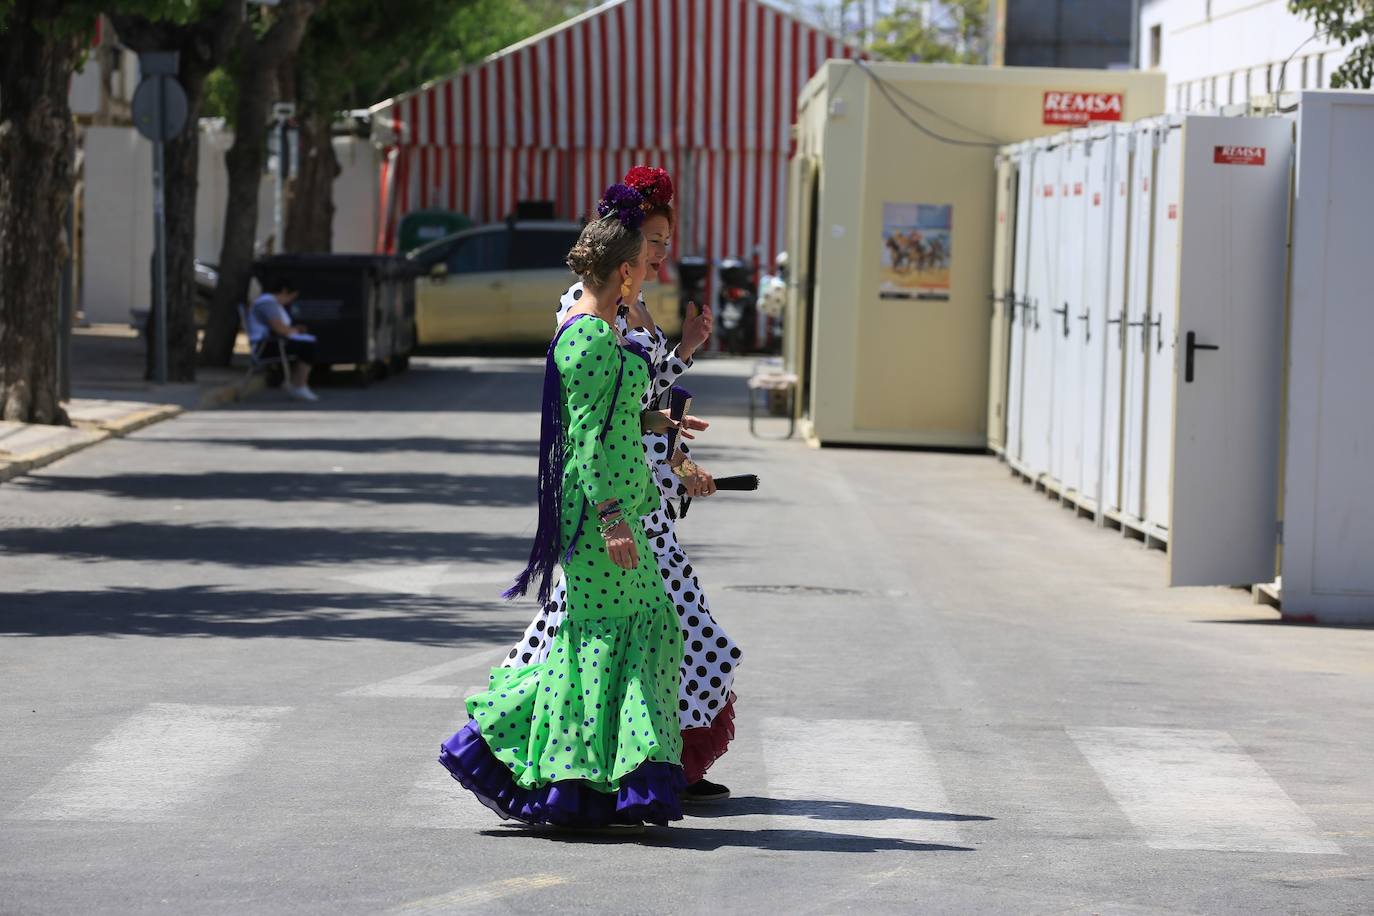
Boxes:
[132,74,189,142]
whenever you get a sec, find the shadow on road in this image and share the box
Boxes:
[0,585,517,645]
[13,471,536,507]
[1196,617,1374,631]
[685,796,996,824]
[646,827,975,853]
[142,436,540,457]
[479,825,974,853]
[0,523,528,567]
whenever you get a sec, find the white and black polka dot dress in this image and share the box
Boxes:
[501,284,741,734]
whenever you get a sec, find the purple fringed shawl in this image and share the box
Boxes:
[503,316,654,604]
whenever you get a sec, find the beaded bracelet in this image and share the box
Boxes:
[597,501,622,519]
[599,515,626,538]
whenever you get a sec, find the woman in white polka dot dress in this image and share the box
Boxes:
[501,166,740,804]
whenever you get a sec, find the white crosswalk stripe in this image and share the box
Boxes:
[341,649,500,698]
[751,717,965,846]
[1068,727,1343,854]
[336,564,514,597]
[8,703,290,823]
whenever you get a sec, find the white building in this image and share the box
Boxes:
[1139,0,1356,111]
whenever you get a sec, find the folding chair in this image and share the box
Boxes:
[237,303,292,395]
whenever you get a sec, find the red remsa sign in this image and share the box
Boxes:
[1214,145,1266,166]
[1043,91,1124,126]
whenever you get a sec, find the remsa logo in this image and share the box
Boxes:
[1043,92,1124,126]
[1214,145,1266,166]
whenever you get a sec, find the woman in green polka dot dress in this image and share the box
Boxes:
[439,183,688,828]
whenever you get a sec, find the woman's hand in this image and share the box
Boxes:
[603,520,639,569]
[642,411,710,439]
[683,464,716,497]
[679,301,713,360]
[678,415,709,441]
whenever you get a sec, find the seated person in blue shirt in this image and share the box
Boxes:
[248,276,320,402]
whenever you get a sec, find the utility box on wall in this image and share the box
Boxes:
[785,61,1165,449]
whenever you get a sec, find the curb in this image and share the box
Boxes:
[72,404,183,438]
[200,375,263,409]
[0,377,257,486]
[0,429,110,484]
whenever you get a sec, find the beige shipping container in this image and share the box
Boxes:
[785,61,1165,448]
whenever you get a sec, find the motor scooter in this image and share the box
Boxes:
[716,258,757,354]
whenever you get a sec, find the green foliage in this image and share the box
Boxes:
[1,0,212,36]
[201,66,237,121]
[297,0,580,116]
[785,0,989,64]
[1289,0,1374,88]
[870,0,988,64]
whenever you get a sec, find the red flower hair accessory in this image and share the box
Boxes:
[622,165,674,208]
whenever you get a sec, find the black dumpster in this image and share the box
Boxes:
[254,254,417,379]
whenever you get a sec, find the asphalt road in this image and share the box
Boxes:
[2,355,1373,915]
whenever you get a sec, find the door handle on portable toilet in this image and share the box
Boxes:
[1078,310,1091,343]
[1149,314,1163,352]
[1184,331,1220,383]
[1051,303,1070,337]
[1107,314,1124,350]
[1127,318,1147,353]
[1032,301,1041,331]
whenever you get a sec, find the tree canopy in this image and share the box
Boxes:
[1290,0,1374,88]
[786,0,989,63]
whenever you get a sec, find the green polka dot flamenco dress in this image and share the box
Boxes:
[439,315,686,826]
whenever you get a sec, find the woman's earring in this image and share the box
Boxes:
[620,275,632,302]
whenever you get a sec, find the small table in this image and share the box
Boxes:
[746,370,798,439]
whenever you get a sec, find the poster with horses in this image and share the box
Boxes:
[879,203,952,301]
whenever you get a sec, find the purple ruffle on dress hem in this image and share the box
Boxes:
[439,719,687,827]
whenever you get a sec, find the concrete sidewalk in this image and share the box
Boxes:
[0,326,261,484]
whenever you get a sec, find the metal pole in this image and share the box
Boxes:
[152,82,169,384]
[273,118,285,253]
[1130,0,1141,69]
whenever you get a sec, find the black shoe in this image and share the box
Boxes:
[683,779,731,803]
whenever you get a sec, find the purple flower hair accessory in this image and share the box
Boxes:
[596,183,647,231]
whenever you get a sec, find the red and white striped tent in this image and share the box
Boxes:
[369,0,859,277]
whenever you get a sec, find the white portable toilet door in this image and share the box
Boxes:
[1121,122,1157,522]
[1143,123,1184,534]
[987,156,1018,453]
[1022,146,1060,478]
[1100,131,1133,515]
[1078,132,1115,511]
[1006,150,1035,465]
[1052,142,1089,493]
[1168,115,1291,587]
[1282,91,1374,620]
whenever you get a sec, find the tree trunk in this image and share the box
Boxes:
[111,5,246,383]
[201,37,274,368]
[201,1,321,368]
[0,8,83,425]
[149,67,210,382]
[284,107,339,253]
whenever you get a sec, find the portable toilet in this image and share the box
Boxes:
[785,61,1165,448]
